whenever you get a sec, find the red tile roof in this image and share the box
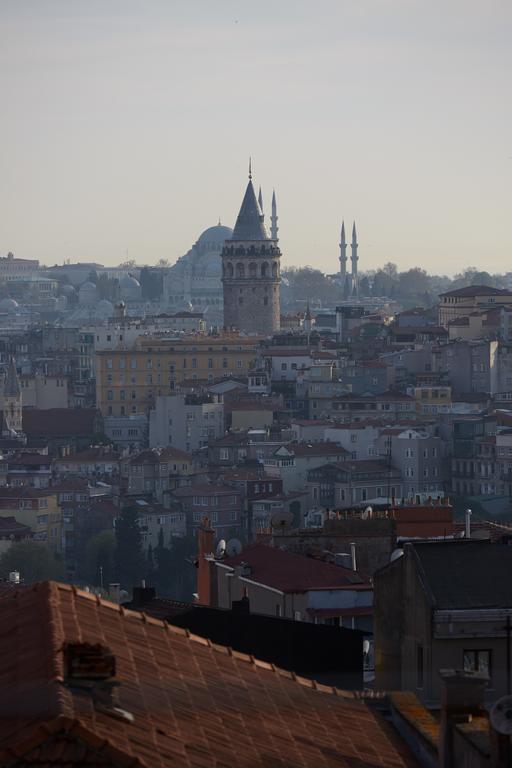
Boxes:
[0,582,417,767]
[221,544,370,593]
[440,285,512,298]
[20,408,101,438]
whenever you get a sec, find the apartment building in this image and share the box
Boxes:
[0,488,62,553]
[171,484,243,536]
[120,447,194,502]
[95,335,260,417]
[307,460,403,510]
[438,284,512,327]
[0,252,39,282]
[149,393,224,452]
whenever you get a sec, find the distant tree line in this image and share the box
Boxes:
[282,264,511,310]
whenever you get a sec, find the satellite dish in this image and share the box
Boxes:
[270,510,294,531]
[215,539,227,558]
[225,538,243,557]
[490,695,512,735]
[390,548,404,563]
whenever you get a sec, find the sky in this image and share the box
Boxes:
[0,0,511,275]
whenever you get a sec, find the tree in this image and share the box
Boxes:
[114,507,146,590]
[383,262,398,279]
[152,534,197,600]
[397,268,429,297]
[153,527,174,593]
[0,542,65,584]
[359,276,370,297]
[81,530,116,587]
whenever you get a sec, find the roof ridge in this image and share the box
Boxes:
[0,715,149,767]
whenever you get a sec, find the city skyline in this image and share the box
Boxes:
[1,0,511,274]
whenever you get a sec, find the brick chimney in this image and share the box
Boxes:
[438,669,488,768]
[196,517,215,606]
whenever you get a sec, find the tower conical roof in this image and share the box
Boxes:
[231,179,269,241]
[4,356,20,398]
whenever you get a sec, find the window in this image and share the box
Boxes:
[120,390,125,401]
[464,650,491,683]
[107,359,113,369]
[417,644,424,688]
[222,358,228,369]
[107,390,113,401]
[281,363,287,371]
[208,358,213,369]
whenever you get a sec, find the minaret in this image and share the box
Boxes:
[304,299,313,334]
[339,221,347,283]
[258,186,264,215]
[222,163,281,335]
[351,221,359,295]
[270,190,279,241]
[2,356,23,437]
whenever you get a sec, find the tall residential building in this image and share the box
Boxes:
[222,163,281,335]
[95,335,261,417]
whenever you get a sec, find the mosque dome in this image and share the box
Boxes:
[196,224,233,251]
[0,298,19,313]
[97,299,114,317]
[120,274,141,301]
[78,281,98,306]
[60,284,76,296]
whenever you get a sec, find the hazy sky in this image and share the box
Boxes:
[1,0,511,275]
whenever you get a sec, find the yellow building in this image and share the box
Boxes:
[95,334,262,417]
[410,386,452,416]
[438,285,512,327]
[0,488,63,554]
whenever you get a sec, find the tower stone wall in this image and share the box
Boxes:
[222,170,281,336]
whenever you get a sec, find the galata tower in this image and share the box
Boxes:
[222,162,281,335]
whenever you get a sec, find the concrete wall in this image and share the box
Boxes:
[149,395,224,452]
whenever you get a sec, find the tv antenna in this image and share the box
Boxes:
[215,539,226,558]
[490,695,512,735]
[225,538,243,557]
[270,510,293,532]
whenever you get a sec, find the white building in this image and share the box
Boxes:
[149,393,224,453]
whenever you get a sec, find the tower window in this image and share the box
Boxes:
[264,296,269,306]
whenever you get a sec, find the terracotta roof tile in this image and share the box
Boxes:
[0,581,417,767]
[221,544,370,592]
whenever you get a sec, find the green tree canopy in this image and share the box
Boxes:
[0,542,65,584]
[81,530,116,587]
[115,507,146,590]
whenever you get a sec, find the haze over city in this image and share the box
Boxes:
[1,0,510,273]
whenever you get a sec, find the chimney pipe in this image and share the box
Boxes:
[465,508,472,539]
[350,542,357,571]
